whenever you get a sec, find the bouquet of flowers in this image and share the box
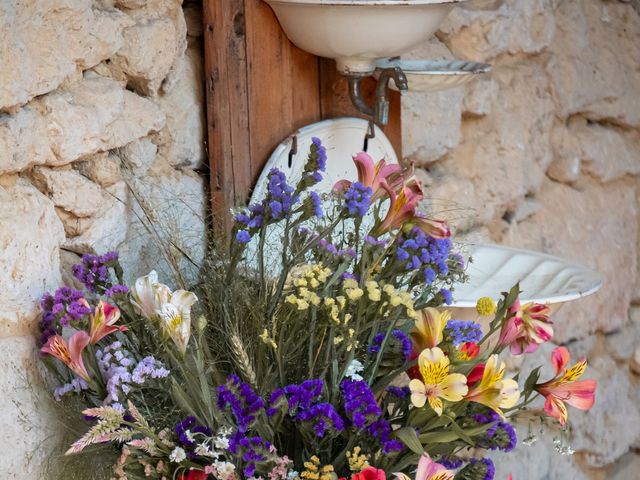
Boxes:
[38,139,596,480]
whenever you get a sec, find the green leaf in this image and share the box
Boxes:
[171,379,198,418]
[394,427,425,455]
[523,366,543,396]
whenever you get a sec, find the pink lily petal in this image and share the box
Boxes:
[551,347,571,376]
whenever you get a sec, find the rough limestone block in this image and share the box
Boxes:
[0,0,132,111]
[0,336,59,479]
[75,152,123,188]
[0,108,54,175]
[0,179,65,338]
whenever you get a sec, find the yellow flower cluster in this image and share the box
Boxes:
[285,264,332,311]
[301,456,334,480]
[347,446,369,472]
[324,295,348,325]
[382,284,418,319]
[342,278,364,301]
[259,328,277,349]
[476,296,497,316]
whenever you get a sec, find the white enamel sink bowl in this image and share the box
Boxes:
[449,244,602,320]
[264,0,468,74]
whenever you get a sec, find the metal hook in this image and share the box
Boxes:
[363,119,376,152]
[288,135,298,168]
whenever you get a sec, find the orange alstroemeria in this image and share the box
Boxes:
[408,308,451,379]
[466,354,520,417]
[535,346,596,426]
[88,300,126,344]
[333,152,403,201]
[41,331,91,381]
[498,300,553,355]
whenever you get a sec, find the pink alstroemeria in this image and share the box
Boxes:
[395,453,455,480]
[535,347,596,426]
[375,178,424,234]
[88,300,126,344]
[41,331,91,381]
[412,214,451,240]
[497,299,553,355]
[333,152,403,201]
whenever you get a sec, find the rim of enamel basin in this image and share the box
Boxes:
[449,244,603,309]
[265,0,467,5]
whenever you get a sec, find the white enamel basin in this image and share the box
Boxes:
[264,0,468,74]
[449,244,602,320]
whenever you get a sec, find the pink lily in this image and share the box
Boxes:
[535,347,596,426]
[374,178,424,234]
[497,299,553,355]
[333,152,403,201]
[88,300,127,344]
[395,453,454,480]
[41,331,91,381]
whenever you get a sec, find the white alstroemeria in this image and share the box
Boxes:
[158,289,198,354]
[131,271,171,320]
[214,461,236,480]
[345,359,364,381]
[132,271,198,354]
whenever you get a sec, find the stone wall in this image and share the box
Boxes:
[404,0,640,478]
[0,0,206,477]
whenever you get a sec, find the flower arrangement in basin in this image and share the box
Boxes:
[38,140,596,480]
[264,0,469,74]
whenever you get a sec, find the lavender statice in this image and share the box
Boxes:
[307,191,323,218]
[396,227,452,283]
[266,169,299,220]
[105,284,129,298]
[368,330,412,360]
[456,458,495,480]
[72,251,120,293]
[444,320,483,346]
[296,402,345,437]
[340,379,381,429]
[439,288,453,306]
[343,182,373,217]
[39,287,92,346]
[97,342,170,404]
[439,456,464,470]
[53,377,89,401]
[385,386,411,399]
[282,379,324,415]
[367,419,404,454]
[217,375,265,433]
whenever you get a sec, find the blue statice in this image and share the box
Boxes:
[440,288,453,305]
[343,182,373,217]
[229,434,274,477]
[367,419,404,454]
[456,458,495,480]
[396,227,452,283]
[236,230,252,244]
[105,284,129,298]
[175,416,213,458]
[445,320,483,346]
[96,342,170,404]
[471,411,517,452]
[365,235,388,248]
[266,168,299,220]
[72,251,119,293]
[53,377,89,401]
[316,238,356,259]
[298,137,328,188]
[368,330,412,360]
[217,375,265,433]
[297,402,345,437]
[440,456,464,470]
[283,379,324,414]
[308,191,323,218]
[39,287,92,346]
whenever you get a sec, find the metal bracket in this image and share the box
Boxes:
[363,119,376,152]
[288,134,298,168]
[345,67,408,126]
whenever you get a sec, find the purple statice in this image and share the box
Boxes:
[343,182,373,217]
[368,330,412,360]
[340,379,381,429]
[439,288,453,305]
[439,456,463,470]
[266,388,285,417]
[365,235,387,248]
[97,342,169,404]
[470,410,516,452]
[457,458,495,480]
[236,230,252,244]
[217,375,265,433]
[283,379,324,414]
[175,416,213,458]
[396,227,452,282]
[53,377,89,401]
[367,419,404,454]
[308,191,323,218]
[39,287,92,346]
[72,251,119,293]
[266,169,299,220]
[444,320,483,346]
[105,284,129,298]
[297,402,345,437]
[385,386,411,399]
[229,433,274,478]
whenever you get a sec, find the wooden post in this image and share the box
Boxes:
[203,1,402,231]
